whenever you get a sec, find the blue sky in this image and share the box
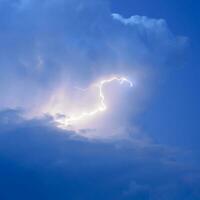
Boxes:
[0,0,200,199]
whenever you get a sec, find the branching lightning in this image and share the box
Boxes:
[57,76,133,127]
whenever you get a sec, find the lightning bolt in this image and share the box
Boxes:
[57,76,133,127]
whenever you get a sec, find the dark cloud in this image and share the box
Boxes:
[0,109,199,200]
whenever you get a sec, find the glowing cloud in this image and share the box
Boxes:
[56,76,133,127]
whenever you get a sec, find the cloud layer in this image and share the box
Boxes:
[0,0,187,138]
[0,109,199,200]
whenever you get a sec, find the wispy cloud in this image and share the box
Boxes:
[112,13,165,27]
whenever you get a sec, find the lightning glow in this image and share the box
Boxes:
[56,76,133,127]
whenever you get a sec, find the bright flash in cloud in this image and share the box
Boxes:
[55,76,133,128]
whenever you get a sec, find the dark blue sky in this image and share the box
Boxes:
[0,0,200,199]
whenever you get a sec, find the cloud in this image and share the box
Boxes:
[112,13,166,27]
[0,109,199,200]
[111,13,188,64]
[0,0,188,138]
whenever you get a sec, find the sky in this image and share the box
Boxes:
[0,0,200,199]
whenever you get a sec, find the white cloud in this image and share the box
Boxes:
[112,13,166,28]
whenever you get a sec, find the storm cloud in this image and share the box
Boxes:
[0,109,199,200]
[0,0,188,139]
